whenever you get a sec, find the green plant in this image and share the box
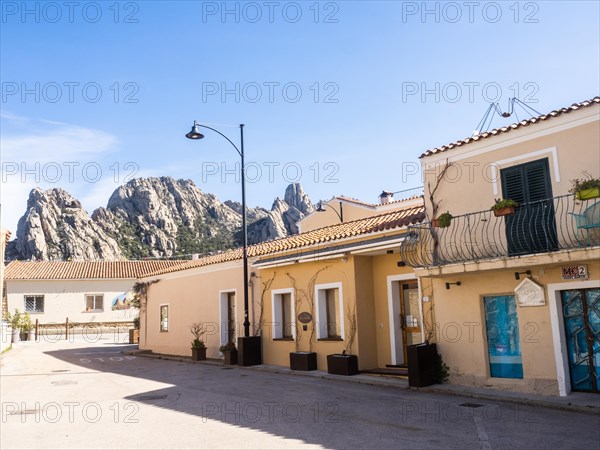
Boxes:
[6,309,22,330]
[190,322,206,349]
[20,313,33,332]
[191,338,206,349]
[436,212,453,228]
[490,198,519,211]
[219,342,236,352]
[569,172,600,193]
[133,316,140,330]
[433,352,450,384]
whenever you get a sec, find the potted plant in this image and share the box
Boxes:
[7,309,22,343]
[190,322,207,361]
[129,316,140,344]
[19,313,34,341]
[490,198,518,217]
[570,173,600,200]
[326,305,359,376]
[219,341,238,365]
[432,211,453,228]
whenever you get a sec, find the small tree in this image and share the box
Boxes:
[190,322,206,349]
[6,309,22,331]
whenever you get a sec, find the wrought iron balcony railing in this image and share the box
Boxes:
[400,193,600,268]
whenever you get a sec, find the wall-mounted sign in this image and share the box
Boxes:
[561,265,588,280]
[298,312,313,324]
[515,278,545,307]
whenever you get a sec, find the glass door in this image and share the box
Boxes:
[561,289,600,393]
[400,282,422,363]
[484,295,523,378]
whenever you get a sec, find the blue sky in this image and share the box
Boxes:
[1,1,599,233]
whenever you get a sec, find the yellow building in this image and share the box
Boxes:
[139,199,427,372]
[400,96,600,396]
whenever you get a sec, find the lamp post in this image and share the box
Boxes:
[316,200,344,222]
[185,121,251,338]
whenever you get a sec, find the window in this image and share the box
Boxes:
[85,294,104,311]
[316,283,344,340]
[160,305,169,332]
[272,290,294,340]
[24,295,44,313]
[483,295,523,379]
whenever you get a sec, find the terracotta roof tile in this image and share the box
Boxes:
[4,260,183,281]
[144,204,426,277]
[420,96,600,158]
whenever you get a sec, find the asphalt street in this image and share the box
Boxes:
[1,336,599,449]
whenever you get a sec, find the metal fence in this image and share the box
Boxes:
[400,194,600,268]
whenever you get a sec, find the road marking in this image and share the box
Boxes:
[74,351,124,355]
[473,411,492,450]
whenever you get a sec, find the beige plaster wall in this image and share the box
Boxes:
[422,113,599,218]
[141,263,250,358]
[427,257,600,395]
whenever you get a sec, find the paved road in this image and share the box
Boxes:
[1,338,599,449]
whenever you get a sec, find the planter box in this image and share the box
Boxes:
[191,347,207,361]
[290,352,317,371]
[493,206,515,217]
[431,218,451,228]
[407,343,437,387]
[238,336,262,366]
[327,354,359,376]
[576,187,600,201]
[223,350,238,365]
[129,329,139,344]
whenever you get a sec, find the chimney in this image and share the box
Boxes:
[191,253,200,260]
[379,191,394,204]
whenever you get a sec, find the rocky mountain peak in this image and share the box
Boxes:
[6,179,316,261]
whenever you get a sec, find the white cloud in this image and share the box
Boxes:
[1,113,120,234]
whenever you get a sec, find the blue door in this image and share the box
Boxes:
[561,289,600,392]
[484,295,523,378]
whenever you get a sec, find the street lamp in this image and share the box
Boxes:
[316,200,344,222]
[185,121,251,339]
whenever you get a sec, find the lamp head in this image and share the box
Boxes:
[185,121,204,140]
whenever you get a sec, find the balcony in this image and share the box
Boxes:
[400,194,600,268]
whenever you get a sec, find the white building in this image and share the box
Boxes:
[4,260,182,325]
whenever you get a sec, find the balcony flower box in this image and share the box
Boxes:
[432,212,453,228]
[576,187,600,201]
[491,199,518,217]
[493,206,516,217]
[570,174,600,201]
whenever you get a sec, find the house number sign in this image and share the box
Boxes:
[298,312,313,324]
[561,265,588,280]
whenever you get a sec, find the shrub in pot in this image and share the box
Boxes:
[19,313,34,341]
[190,322,207,361]
[570,174,600,200]
[490,198,518,217]
[432,211,453,228]
[219,342,238,365]
[327,306,358,376]
[7,309,22,343]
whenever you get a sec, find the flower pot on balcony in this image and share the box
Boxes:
[290,352,317,371]
[576,187,600,201]
[327,354,359,376]
[191,347,207,361]
[493,206,515,217]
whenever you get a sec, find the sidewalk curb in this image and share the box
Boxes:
[127,350,600,416]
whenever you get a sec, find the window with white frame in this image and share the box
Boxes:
[272,290,295,340]
[24,295,44,313]
[85,294,104,311]
[160,305,169,332]
[315,283,344,340]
